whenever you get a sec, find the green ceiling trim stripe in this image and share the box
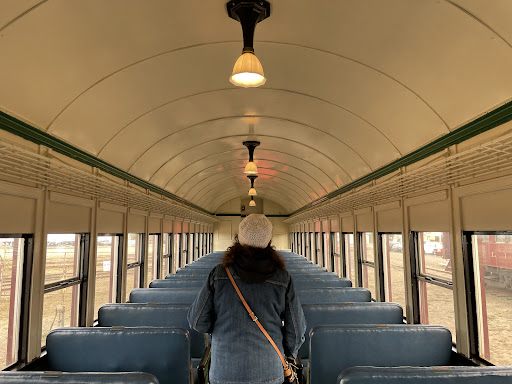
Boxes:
[291,100,512,216]
[0,111,214,216]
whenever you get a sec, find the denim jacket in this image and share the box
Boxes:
[188,264,306,384]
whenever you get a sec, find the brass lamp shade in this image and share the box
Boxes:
[249,198,256,207]
[244,161,258,174]
[248,187,257,196]
[229,52,266,88]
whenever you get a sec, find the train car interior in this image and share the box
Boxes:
[0,0,512,383]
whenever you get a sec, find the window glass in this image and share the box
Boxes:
[0,237,25,369]
[332,232,341,276]
[362,232,374,263]
[344,234,355,283]
[173,233,180,271]
[147,235,159,284]
[45,234,80,285]
[162,257,169,278]
[125,233,143,300]
[472,234,512,365]
[419,281,456,342]
[323,233,330,268]
[162,233,169,256]
[125,267,140,301]
[382,234,406,311]
[362,264,375,298]
[126,233,141,265]
[94,235,120,319]
[41,285,79,345]
[43,234,83,346]
[417,232,454,342]
[419,232,451,281]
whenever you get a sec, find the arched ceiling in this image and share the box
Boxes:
[0,0,511,214]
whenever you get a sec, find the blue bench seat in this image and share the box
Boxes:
[338,366,512,384]
[46,327,190,384]
[0,372,159,383]
[297,288,371,304]
[309,325,452,384]
[129,288,199,304]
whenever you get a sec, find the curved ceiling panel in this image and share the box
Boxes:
[0,0,511,215]
[98,89,401,170]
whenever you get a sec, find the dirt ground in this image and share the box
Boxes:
[1,243,512,368]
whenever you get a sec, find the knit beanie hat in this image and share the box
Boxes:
[238,214,273,248]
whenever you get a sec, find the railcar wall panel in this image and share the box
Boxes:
[148,217,161,233]
[128,213,146,233]
[163,218,173,233]
[0,193,36,233]
[97,206,124,233]
[377,207,402,232]
[408,197,450,231]
[47,201,91,233]
[341,215,354,232]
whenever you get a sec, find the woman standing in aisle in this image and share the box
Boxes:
[188,214,306,384]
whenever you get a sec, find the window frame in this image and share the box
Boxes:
[410,231,454,333]
[95,233,123,319]
[462,230,512,366]
[42,233,90,349]
[43,234,89,325]
[125,233,144,300]
[357,232,375,290]
[147,233,161,284]
[1,234,34,370]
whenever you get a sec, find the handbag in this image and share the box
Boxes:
[225,267,298,384]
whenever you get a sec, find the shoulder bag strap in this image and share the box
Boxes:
[224,266,292,377]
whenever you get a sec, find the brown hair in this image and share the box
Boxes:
[221,236,285,269]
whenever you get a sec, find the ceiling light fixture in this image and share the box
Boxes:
[249,196,256,207]
[248,175,258,196]
[243,140,260,174]
[227,0,271,87]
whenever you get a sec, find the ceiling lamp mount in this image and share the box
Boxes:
[227,1,271,87]
[247,174,258,196]
[243,140,260,174]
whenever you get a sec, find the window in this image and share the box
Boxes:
[343,233,355,283]
[162,233,171,277]
[173,233,181,271]
[182,233,189,267]
[125,233,143,300]
[315,232,323,267]
[308,233,314,262]
[467,233,512,365]
[381,234,406,312]
[95,235,121,319]
[414,232,455,342]
[0,235,31,369]
[331,232,341,275]
[43,234,89,346]
[147,234,160,284]
[323,233,330,269]
[358,232,375,298]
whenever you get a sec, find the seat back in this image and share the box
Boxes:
[129,288,199,304]
[338,366,512,384]
[299,303,403,359]
[309,324,452,384]
[150,279,205,288]
[294,279,352,290]
[46,327,190,384]
[297,288,371,304]
[98,303,207,358]
[0,372,159,383]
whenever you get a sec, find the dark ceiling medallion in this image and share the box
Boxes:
[227,1,271,54]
